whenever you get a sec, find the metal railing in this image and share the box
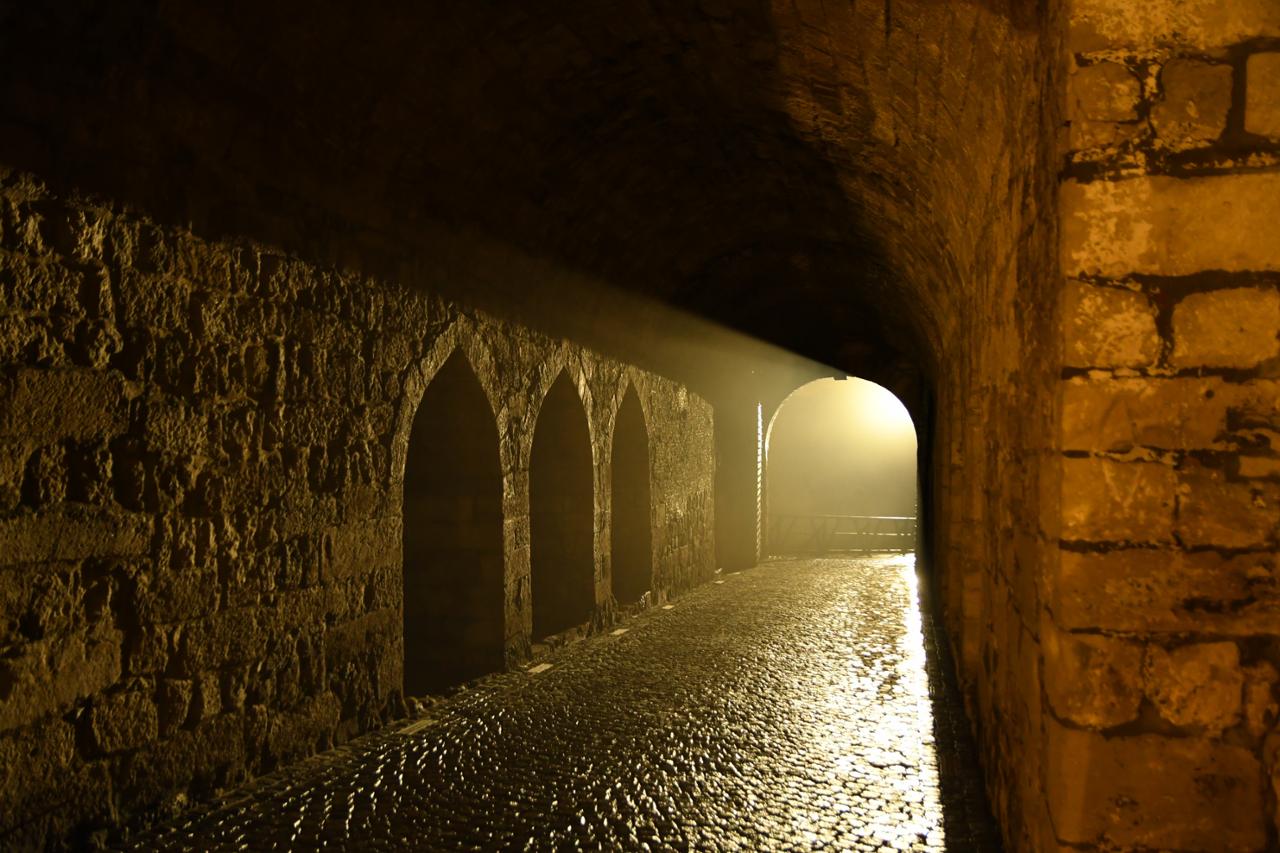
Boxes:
[767,514,917,555]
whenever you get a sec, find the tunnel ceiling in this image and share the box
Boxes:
[0,0,1050,381]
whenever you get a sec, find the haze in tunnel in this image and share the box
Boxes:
[766,378,917,553]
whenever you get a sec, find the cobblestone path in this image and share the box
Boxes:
[129,556,1000,851]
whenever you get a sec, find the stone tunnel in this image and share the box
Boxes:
[1,1,1279,850]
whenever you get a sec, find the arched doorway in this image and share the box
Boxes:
[402,352,505,696]
[610,386,652,605]
[765,378,917,555]
[530,372,596,640]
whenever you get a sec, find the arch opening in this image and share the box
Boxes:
[765,377,918,556]
[530,372,596,640]
[610,386,653,606]
[402,352,506,696]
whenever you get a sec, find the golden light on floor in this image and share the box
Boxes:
[777,555,944,849]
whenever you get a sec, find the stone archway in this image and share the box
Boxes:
[610,385,653,605]
[402,351,505,695]
[529,372,596,640]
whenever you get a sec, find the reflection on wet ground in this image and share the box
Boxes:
[129,556,1001,851]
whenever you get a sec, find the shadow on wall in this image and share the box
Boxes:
[402,351,505,695]
[530,373,596,641]
[611,385,653,606]
[0,1,941,378]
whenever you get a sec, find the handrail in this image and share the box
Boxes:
[767,513,917,555]
[770,513,916,521]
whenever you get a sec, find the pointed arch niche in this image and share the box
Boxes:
[610,386,653,605]
[402,351,505,696]
[529,372,596,640]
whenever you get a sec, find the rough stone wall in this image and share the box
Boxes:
[739,4,1069,847]
[906,7,1066,851]
[0,170,715,848]
[1051,3,1280,849]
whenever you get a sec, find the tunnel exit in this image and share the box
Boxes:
[765,378,918,557]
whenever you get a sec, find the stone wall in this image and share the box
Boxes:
[1050,3,1280,848]
[0,170,716,848]
[916,6,1067,850]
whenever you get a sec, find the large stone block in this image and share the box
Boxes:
[1171,287,1280,369]
[174,608,265,675]
[0,368,129,443]
[1061,377,1227,452]
[113,710,247,813]
[1046,721,1266,850]
[1062,175,1280,277]
[1068,118,1144,152]
[88,689,160,754]
[0,716,78,835]
[0,629,122,730]
[0,506,151,565]
[327,516,401,580]
[1243,662,1278,738]
[137,567,220,624]
[1151,59,1233,150]
[1071,62,1141,122]
[1052,548,1280,635]
[1144,642,1243,734]
[1223,378,1280,431]
[0,254,84,316]
[1061,281,1159,368]
[324,606,398,672]
[1044,627,1142,728]
[1246,52,1280,138]
[1240,456,1280,479]
[1177,460,1280,549]
[1070,0,1280,53]
[1061,457,1175,543]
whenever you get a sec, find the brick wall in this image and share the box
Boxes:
[0,170,716,847]
[1049,2,1280,848]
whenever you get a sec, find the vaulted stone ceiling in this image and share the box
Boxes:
[0,0,1055,383]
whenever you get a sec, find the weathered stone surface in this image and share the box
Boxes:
[1052,548,1280,635]
[0,507,151,564]
[0,630,122,730]
[1068,118,1144,152]
[0,168,717,848]
[327,516,401,580]
[1144,642,1244,734]
[0,716,79,836]
[89,690,160,754]
[1070,0,1280,53]
[1151,59,1233,150]
[1171,287,1280,369]
[1243,662,1278,739]
[1178,459,1280,549]
[1062,175,1280,277]
[1061,377,1227,452]
[1246,52,1280,138]
[1046,721,1266,851]
[1061,281,1159,368]
[1071,62,1141,122]
[1061,457,1175,543]
[156,679,194,737]
[1240,456,1280,479]
[1043,627,1142,728]
[189,672,222,725]
[0,369,129,443]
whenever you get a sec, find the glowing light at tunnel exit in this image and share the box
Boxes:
[765,377,918,552]
[766,377,917,461]
[840,378,916,445]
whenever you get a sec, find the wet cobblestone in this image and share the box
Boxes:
[128,556,1000,851]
